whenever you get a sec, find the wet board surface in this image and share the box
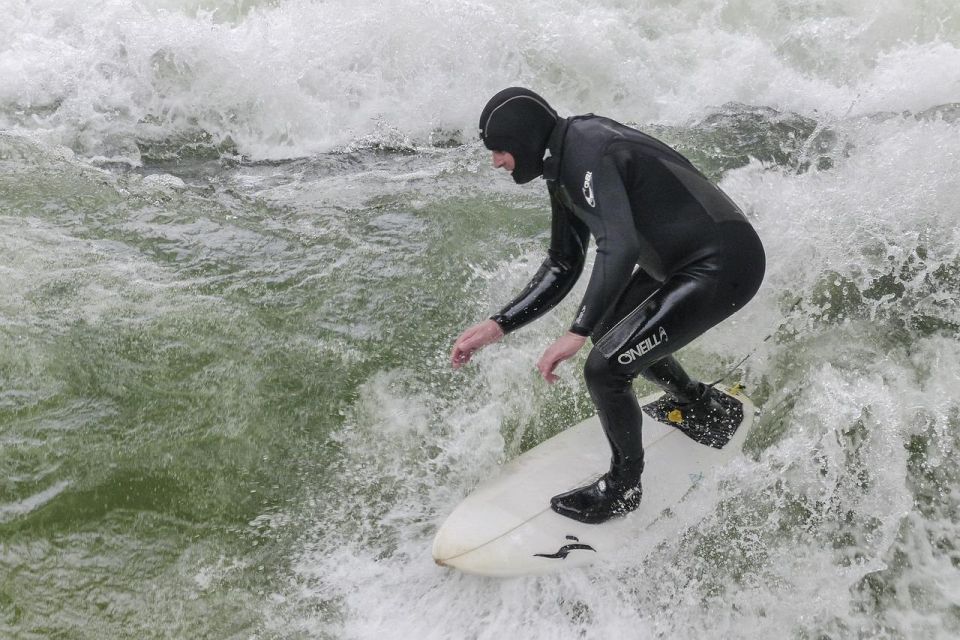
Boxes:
[432,386,753,577]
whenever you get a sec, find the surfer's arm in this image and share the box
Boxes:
[568,154,641,337]
[490,184,589,333]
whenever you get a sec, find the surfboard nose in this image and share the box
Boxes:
[433,506,604,577]
[432,501,530,565]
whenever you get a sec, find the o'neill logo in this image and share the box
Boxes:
[582,171,596,207]
[617,326,668,365]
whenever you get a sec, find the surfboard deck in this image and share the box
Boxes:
[432,385,753,577]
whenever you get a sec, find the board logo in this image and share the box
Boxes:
[582,171,596,207]
[617,326,668,365]
[533,535,597,560]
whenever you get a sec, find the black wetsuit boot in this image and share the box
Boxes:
[550,469,643,525]
[551,367,645,524]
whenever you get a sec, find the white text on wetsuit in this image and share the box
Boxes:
[617,326,668,365]
[582,171,596,207]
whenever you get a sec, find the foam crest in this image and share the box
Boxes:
[2,0,959,159]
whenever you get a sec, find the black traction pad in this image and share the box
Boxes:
[641,389,744,449]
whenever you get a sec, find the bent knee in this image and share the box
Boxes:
[584,348,631,391]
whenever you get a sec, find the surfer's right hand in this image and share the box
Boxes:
[451,319,505,369]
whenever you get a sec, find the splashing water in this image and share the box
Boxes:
[1,0,959,638]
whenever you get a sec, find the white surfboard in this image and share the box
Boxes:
[432,385,753,577]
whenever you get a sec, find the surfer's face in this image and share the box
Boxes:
[491,150,515,173]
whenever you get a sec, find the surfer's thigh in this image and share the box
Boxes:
[590,268,663,340]
[589,270,722,378]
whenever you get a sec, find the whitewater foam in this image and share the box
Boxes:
[3,0,960,159]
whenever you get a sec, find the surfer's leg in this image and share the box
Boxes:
[588,272,712,466]
[547,351,645,524]
[552,227,764,523]
[549,271,664,524]
[551,268,736,524]
[639,356,702,404]
[584,268,666,482]
[584,349,645,485]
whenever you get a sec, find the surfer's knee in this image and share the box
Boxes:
[583,349,610,390]
[584,348,630,391]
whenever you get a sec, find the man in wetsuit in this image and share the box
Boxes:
[450,87,765,525]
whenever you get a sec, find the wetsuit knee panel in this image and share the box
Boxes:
[584,348,631,391]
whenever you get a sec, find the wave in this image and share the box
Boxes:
[1,0,959,160]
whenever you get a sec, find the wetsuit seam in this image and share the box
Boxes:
[592,287,660,355]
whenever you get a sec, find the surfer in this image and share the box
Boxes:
[450,88,765,524]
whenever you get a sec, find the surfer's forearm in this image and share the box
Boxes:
[490,252,584,333]
[491,188,588,334]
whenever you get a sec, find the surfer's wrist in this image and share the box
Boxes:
[568,324,590,337]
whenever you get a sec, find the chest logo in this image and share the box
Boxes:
[582,171,596,207]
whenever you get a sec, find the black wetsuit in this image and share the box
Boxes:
[491,115,765,488]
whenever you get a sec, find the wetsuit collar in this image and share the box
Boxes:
[542,116,570,182]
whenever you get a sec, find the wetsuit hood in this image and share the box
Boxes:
[479,87,558,184]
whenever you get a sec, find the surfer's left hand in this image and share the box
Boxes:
[537,332,587,383]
